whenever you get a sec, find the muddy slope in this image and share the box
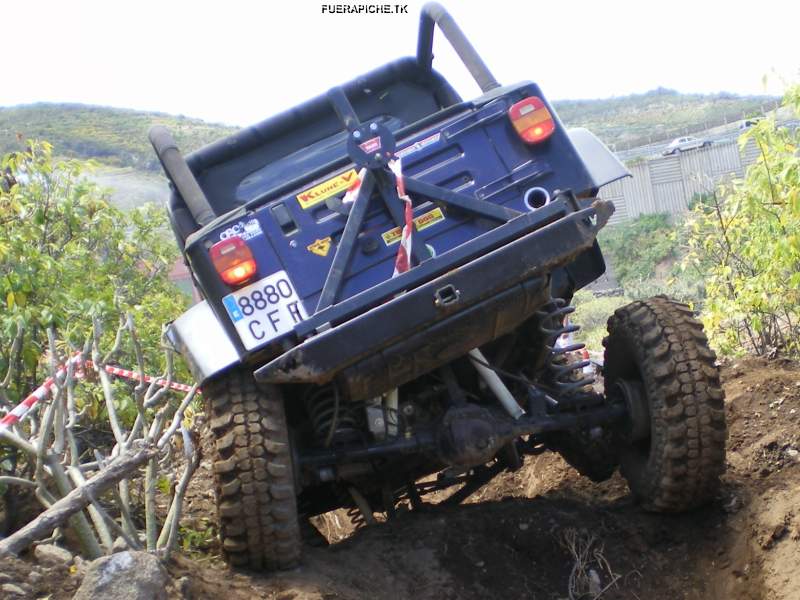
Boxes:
[3,358,798,599]
[173,357,800,600]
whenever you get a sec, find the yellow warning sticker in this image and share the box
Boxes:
[381,207,445,246]
[296,169,358,210]
[307,237,332,257]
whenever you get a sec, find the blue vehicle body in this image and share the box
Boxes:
[148,7,727,569]
[150,0,633,426]
[158,53,624,393]
[195,79,594,307]
[145,1,679,563]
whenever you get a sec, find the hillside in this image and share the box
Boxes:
[0,103,238,172]
[0,91,778,208]
[1,91,779,168]
[555,87,776,150]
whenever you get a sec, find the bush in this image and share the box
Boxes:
[682,85,800,356]
[0,141,188,408]
[599,213,679,288]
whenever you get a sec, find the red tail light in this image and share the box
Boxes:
[508,97,555,144]
[210,237,257,286]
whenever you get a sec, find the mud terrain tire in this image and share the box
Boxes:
[204,369,301,570]
[604,296,726,511]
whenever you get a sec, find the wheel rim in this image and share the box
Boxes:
[612,379,650,443]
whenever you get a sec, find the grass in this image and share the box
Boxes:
[571,291,633,352]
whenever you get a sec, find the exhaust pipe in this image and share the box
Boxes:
[149,126,216,227]
[523,187,551,211]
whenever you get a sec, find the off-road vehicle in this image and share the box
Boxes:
[151,3,727,570]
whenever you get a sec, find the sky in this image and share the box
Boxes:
[2,0,798,126]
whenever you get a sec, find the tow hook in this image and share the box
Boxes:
[433,284,461,308]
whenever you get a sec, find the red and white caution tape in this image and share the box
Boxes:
[339,159,416,276]
[388,159,414,276]
[101,364,195,394]
[342,167,367,205]
[0,353,86,432]
[0,354,197,433]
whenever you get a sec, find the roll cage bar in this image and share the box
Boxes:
[416,2,500,94]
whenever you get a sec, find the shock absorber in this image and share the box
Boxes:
[536,298,595,396]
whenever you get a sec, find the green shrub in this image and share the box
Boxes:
[599,213,679,288]
[683,85,800,356]
[0,141,189,407]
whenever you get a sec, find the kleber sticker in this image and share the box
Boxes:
[395,133,441,159]
[218,218,264,242]
[381,207,445,245]
[297,169,359,210]
[307,237,332,257]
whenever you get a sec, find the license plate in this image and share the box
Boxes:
[222,271,308,350]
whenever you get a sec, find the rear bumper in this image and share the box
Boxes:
[255,198,613,398]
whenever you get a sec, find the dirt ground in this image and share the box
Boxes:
[3,357,800,599]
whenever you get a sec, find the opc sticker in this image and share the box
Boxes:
[381,207,445,245]
[296,170,359,210]
[219,218,264,241]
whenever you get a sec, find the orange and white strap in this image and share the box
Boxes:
[387,159,413,276]
[339,160,415,276]
[342,168,367,204]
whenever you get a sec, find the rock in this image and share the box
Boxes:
[588,569,602,595]
[176,576,191,598]
[1,583,28,597]
[34,543,73,566]
[723,495,741,513]
[27,570,43,584]
[72,551,169,600]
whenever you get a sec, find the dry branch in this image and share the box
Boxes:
[0,443,159,557]
[1,315,201,561]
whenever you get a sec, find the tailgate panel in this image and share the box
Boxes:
[190,83,597,355]
[217,88,592,312]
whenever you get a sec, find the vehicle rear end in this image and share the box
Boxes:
[159,70,622,396]
[149,2,655,572]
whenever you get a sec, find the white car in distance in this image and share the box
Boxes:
[662,136,712,155]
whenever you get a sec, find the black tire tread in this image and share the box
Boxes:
[203,369,301,570]
[604,296,727,512]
